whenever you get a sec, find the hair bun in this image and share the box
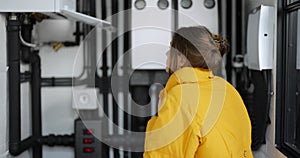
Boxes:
[211,34,229,57]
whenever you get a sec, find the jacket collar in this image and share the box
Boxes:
[165,67,214,91]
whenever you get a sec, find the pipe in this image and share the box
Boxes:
[20,16,33,63]
[39,134,75,147]
[30,52,43,158]
[231,0,237,86]
[7,15,34,156]
[9,137,35,155]
[101,0,109,157]
[111,0,120,157]
[123,1,131,157]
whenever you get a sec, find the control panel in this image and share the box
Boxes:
[75,119,102,158]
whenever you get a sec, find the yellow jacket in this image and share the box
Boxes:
[144,67,253,158]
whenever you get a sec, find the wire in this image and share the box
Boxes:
[19,31,38,48]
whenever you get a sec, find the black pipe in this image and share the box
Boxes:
[21,18,33,63]
[41,77,73,87]
[101,0,109,157]
[111,0,120,157]
[123,1,131,157]
[39,134,75,147]
[9,137,35,155]
[20,19,43,158]
[7,15,35,156]
[31,52,43,158]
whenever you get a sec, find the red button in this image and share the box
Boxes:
[83,138,94,144]
[84,147,94,153]
[83,129,93,135]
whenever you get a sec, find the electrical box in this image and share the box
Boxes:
[75,119,102,158]
[0,0,113,28]
[0,0,75,12]
[131,0,172,70]
[246,5,275,70]
[178,0,219,33]
[72,88,98,110]
[131,0,219,70]
[36,19,76,43]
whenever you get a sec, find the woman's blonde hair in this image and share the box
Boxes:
[169,26,229,72]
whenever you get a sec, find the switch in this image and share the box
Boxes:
[84,147,94,153]
[83,138,94,144]
[83,129,93,135]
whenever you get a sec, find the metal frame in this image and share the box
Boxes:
[276,0,300,157]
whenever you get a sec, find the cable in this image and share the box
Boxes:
[19,31,38,48]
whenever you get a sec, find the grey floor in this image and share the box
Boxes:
[253,145,267,158]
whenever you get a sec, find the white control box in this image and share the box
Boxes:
[72,88,98,110]
[0,0,75,12]
[131,0,172,70]
[0,0,113,28]
[131,0,219,70]
[178,0,219,34]
[246,5,275,70]
[36,19,76,43]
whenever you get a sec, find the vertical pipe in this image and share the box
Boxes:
[217,0,228,79]
[123,1,131,157]
[112,0,119,157]
[171,0,178,31]
[20,16,43,157]
[131,86,149,158]
[7,15,21,154]
[241,0,246,56]
[21,16,33,63]
[31,53,42,158]
[8,14,36,156]
[225,0,232,82]
[123,0,131,132]
[101,0,110,157]
[231,0,237,86]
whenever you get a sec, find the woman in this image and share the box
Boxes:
[143,26,253,157]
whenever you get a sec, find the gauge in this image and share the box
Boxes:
[181,0,192,9]
[204,0,215,9]
[135,0,146,10]
[157,0,169,10]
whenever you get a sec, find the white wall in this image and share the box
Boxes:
[37,21,82,157]
[40,46,81,158]
[0,13,9,158]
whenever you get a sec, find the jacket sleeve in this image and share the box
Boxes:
[143,87,200,158]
